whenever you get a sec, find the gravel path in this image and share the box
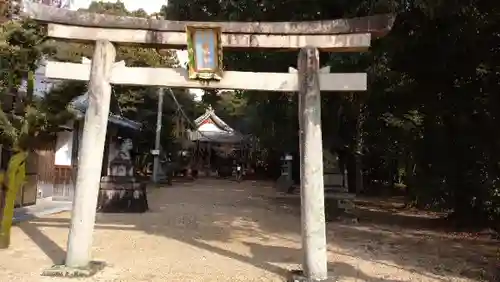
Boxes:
[0,179,496,281]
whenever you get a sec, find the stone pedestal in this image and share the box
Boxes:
[287,270,337,282]
[97,140,148,213]
[42,261,106,278]
[98,175,148,213]
[324,151,357,223]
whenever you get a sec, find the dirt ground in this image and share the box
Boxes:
[0,179,497,282]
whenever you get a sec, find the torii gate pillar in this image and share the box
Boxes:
[291,46,330,281]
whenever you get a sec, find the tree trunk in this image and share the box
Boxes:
[352,96,365,194]
[346,155,356,194]
[404,151,417,206]
[0,151,28,248]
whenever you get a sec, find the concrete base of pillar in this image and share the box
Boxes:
[41,261,106,278]
[287,270,337,282]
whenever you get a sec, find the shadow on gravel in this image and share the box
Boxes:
[23,180,498,281]
[18,221,66,264]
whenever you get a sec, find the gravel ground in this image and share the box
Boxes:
[0,179,497,281]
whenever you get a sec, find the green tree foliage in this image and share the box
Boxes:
[164,0,500,227]
[0,20,47,95]
[0,18,68,150]
[50,1,200,159]
[0,0,200,165]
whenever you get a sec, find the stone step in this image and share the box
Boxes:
[287,185,349,193]
[338,199,355,210]
[324,186,349,193]
[277,191,355,200]
[338,213,359,224]
[13,199,72,223]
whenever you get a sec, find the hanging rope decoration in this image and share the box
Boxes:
[173,108,189,142]
[173,111,181,139]
[167,88,217,143]
[180,114,186,139]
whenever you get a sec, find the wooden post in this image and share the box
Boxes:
[297,46,328,281]
[152,87,164,183]
[65,40,116,269]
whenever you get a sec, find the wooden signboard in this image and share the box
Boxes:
[186,25,223,81]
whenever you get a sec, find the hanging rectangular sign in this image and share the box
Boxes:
[186,25,223,81]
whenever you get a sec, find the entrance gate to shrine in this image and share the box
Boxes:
[24,3,393,281]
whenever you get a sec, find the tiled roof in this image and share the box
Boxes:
[70,93,141,131]
[194,106,235,132]
[190,106,245,143]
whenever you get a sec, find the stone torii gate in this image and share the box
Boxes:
[23,3,393,281]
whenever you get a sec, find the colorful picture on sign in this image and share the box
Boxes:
[186,25,223,81]
[194,30,216,70]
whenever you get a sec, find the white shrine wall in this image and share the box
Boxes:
[198,122,224,133]
[54,129,73,166]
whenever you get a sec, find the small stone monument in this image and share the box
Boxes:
[97,138,148,213]
[276,153,295,193]
[109,139,134,177]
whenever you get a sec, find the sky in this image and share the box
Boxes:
[70,0,167,14]
[70,0,203,100]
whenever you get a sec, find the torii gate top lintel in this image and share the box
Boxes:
[23,2,394,37]
[23,3,394,52]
